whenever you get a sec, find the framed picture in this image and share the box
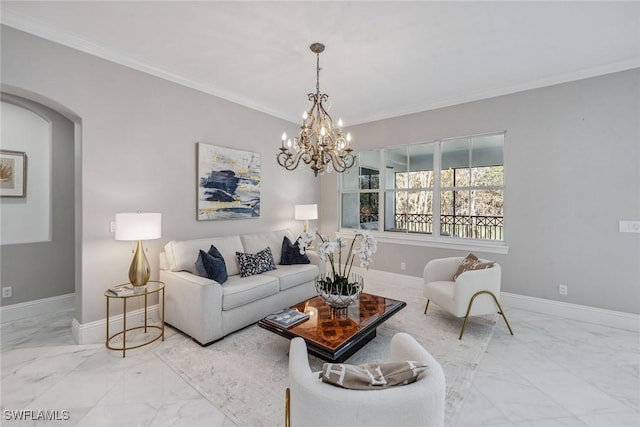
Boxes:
[197,143,261,221]
[0,150,27,198]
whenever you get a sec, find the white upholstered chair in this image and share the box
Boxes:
[286,333,445,427]
[423,257,513,340]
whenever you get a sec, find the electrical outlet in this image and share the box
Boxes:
[559,284,568,296]
[400,262,406,271]
[2,287,12,298]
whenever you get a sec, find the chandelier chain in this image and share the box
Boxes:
[316,51,320,94]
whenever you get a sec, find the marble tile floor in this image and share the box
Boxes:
[1,306,638,427]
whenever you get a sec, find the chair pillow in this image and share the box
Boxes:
[197,245,228,284]
[453,253,495,280]
[320,361,429,390]
[236,247,277,277]
[280,236,310,265]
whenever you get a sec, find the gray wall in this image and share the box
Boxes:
[1,26,318,324]
[0,94,75,306]
[320,69,640,315]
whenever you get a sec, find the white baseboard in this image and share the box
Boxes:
[357,267,639,332]
[72,304,162,344]
[0,293,75,323]
[4,270,637,344]
[501,292,639,332]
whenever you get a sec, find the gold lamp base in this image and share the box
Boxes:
[129,240,151,287]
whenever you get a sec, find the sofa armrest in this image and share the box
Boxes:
[160,269,224,344]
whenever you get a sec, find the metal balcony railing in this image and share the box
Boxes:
[391,213,503,240]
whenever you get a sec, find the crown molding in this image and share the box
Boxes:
[349,58,640,125]
[3,9,639,127]
[1,10,297,123]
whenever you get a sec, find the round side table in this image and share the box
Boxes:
[104,280,165,357]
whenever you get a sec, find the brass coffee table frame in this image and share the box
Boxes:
[105,281,165,357]
[258,292,406,362]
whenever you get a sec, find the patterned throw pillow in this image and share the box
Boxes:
[320,361,429,390]
[196,245,228,284]
[453,253,495,280]
[236,247,277,277]
[280,236,310,265]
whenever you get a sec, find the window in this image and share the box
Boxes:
[340,132,505,242]
[341,151,380,231]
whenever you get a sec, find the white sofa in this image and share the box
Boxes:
[159,229,321,345]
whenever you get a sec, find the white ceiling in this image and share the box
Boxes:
[2,1,639,125]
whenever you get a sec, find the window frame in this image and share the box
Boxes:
[338,132,509,255]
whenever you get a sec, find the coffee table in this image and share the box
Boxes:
[258,292,406,362]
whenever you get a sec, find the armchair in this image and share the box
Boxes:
[423,257,513,339]
[286,333,445,427]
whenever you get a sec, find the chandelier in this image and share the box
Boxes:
[278,43,355,176]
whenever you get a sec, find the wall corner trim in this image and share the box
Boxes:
[353,267,639,332]
[500,292,640,332]
[72,304,162,345]
[0,293,74,323]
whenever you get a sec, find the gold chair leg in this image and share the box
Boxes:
[285,387,290,427]
[424,299,430,314]
[459,290,514,340]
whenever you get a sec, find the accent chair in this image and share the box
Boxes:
[286,332,445,427]
[423,256,513,339]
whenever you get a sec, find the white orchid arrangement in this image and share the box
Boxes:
[298,229,377,295]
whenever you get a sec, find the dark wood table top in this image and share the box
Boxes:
[258,292,406,362]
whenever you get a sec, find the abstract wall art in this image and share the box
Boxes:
[0,150,27,197]
[197,143,261,220]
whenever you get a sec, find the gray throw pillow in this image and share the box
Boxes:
[320,361,429,390]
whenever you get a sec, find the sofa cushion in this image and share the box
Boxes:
[236,247,277,277]
[221,274,280,310]
[197,246,228,284]
[263,264,319,291]
[453,253,495,280]
[241,229,292,268]
[280,236,310,265]
[164,235,243,276]
[321,361,429,390]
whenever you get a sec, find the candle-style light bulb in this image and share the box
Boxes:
[302,111,308,120]
[338,118,343,129]
[320,127,326,137]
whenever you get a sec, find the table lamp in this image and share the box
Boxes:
[115,212,162,287]
[294,204,318,233]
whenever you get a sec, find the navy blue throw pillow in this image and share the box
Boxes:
[197,245,228,284]
[280,236,310,265]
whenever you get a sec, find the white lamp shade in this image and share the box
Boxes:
[115,213,162,241]
[294,204,318,221]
